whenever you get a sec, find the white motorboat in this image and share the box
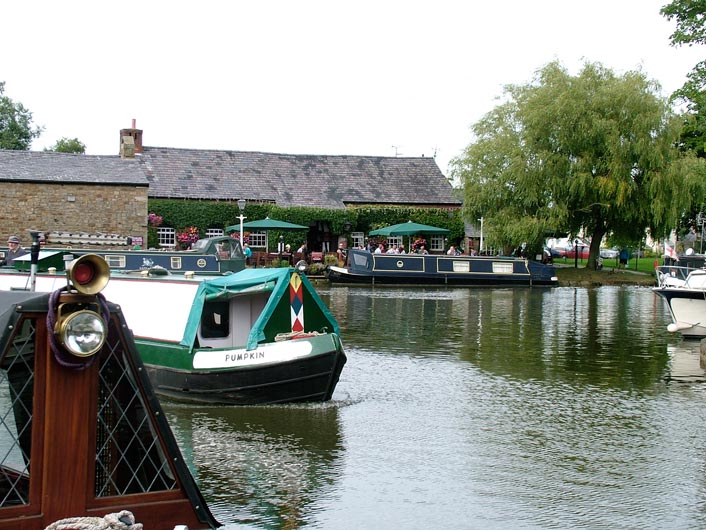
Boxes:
[654,264,706,338]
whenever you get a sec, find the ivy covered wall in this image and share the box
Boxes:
[147,199,465,250]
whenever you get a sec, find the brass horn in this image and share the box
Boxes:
[66,254,110,295]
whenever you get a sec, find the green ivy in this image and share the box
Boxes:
[147,200,465,249]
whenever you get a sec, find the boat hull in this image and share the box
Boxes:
[653,287,706,339]
[140,336,347,405]
[0,267,347,405]
[327,250,558,286]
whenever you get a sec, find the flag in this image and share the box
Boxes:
[663,241,678,261]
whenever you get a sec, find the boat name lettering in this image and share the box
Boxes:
[224,350,266,362]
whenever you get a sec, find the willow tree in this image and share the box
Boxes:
[0,81,42,150]
[450,61,706,269]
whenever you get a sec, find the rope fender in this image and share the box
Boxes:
[44,509,143,530]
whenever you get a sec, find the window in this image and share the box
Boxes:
[386,236,403,249]
[157,227,176,248]
[430,235,445,252]
[205,228,223,238]
[248,231,266,249]
[351,232,364,249]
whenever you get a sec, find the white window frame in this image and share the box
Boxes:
[157,227,176,248]
[430,235,445,252]
[351,232,364,249]
[386,236,403,249]
[205,228,224,238]
[247,231,267,249]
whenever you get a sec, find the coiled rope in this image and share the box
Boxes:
[44,509,143,530]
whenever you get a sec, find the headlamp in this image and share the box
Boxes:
[55,308,107,357]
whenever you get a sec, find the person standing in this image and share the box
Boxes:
[619,248,629,269]
[1,235,28,266]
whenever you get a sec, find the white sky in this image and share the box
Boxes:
[2,0,703,176]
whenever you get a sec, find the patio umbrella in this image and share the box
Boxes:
[225,217,308,232]
[226,217,308,255]
[369,220,450,237]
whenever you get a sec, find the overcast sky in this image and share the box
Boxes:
[3,1,703,175]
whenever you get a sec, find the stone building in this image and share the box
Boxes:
[0,149,148,246]
[0,125,461,250]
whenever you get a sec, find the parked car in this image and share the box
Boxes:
[600,247,619,259]
[565,244,590,259]
[548,247,564,259]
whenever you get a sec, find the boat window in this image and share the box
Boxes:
[352,252,371,267]
[104,255,126,268]
[492,262,514,274]
[95,318,177,496]
[452,261,470,273]
[200,301,230,339]
[0,317,35,508]
[170,256,183,270]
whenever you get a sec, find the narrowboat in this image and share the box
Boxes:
[326,249,558,286]
[3,235,247,275]
[0,256,347,405]
[0,255,220,529]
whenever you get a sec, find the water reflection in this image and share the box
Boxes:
[163,403,343,529]
[665,339,706,382]
[161,285,706,529]
[322,285,671,390]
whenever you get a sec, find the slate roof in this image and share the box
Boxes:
[139,147,461,209]
[0,149,148,186]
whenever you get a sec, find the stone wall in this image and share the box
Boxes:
[2,182,148,245]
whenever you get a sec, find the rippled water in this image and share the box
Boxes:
[162,285,706,529]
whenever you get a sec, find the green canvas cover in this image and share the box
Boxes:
[180,268,340,352]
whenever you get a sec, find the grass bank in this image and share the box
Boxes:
[554,263,656,287]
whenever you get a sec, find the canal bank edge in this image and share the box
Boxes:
[555,265,656,287]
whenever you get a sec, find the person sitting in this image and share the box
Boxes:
[242,242,253,263]
[398,245,406,254]
[447,245,461,256]
[1,235,28,266]
[417,245,428,255]
[374,243,384,254]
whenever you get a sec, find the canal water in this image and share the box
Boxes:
[162,285,706,530]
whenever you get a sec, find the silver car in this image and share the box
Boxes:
[600,247,619,259]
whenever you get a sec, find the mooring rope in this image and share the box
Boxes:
[44,510,143,530]
[46,286,111,370]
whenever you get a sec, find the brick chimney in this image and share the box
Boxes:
[119,119,143,159]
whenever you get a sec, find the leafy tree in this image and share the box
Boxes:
[661,0,706,158]
[0,81,43,150]
[46,137,86,154]
[450,61,706,269]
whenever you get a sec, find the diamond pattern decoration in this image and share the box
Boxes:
[0,318,35,507]
[289,273,304,332]
[95,319,177,496]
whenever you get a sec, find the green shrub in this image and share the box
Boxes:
[307,263,327,276]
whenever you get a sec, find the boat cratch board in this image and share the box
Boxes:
[0,264,220,528]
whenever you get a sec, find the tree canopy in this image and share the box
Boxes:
[46,137,86,154]
[661,0,706,158]
[0,81,43,150]
[450,61,706,268]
